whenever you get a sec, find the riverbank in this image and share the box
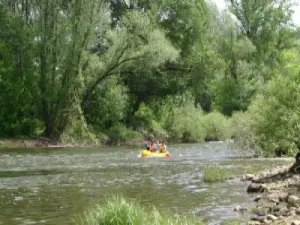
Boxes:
[242,164,300,225]
[0,138,148,148]
[0,138,100,148]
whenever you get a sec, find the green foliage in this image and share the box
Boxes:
[229,111,260,155]
[165,103,206,143]
[228,0,294,66]
[212,78,246,116]
[60,104,98,145]
[0,7,41,137]
[85,78,129,131]
[133,103,168,140]
[0,0,299,150]
[76,196,204,225]
[164,102,230,143]
[203,165,228,183]
[107,123,142,145]
[201,112,231,141]
[247,74,300,156]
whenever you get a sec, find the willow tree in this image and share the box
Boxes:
[33,0,108,139]
[81,9,179,129]
[227,0,295,68]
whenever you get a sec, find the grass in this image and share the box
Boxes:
[75,196,204,225]
[203,165,228,183]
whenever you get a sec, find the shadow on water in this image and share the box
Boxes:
[0,142,293,225]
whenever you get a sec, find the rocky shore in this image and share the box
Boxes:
[242,164,300,225]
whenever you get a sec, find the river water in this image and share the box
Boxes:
[0,142,293,225]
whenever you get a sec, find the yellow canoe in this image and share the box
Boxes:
[141,150,171,158]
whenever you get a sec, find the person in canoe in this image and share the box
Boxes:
[149,141,156,152]
[159,141,167,153]
[144,141,150,151]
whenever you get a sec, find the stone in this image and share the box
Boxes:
[266,214,278,221]
[233,205,247,212]
[292,220,300,225]
[278,193,289,202]
[254,195,261,202]
[288,195,300,207]
[251,215,266,223]
[248,221,261,225]
[273,202,288,212]
[295,207,300,215]
[247,183,265,193]
[244,174,255,181]
[263,219,272,224]
[288,210,296,216]
[257,199,276,209]
[253,207,270,216]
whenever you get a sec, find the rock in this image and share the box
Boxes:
[253,207,270,216]
[254,195,261,202]
[273,202,288,212]
[292,220,300,225]
[248,221,261,225]
[288,210,296,216]
[251,215,266,223]
[266,214,278,221]
[273,206,289,217]
[278,215,285,220]
[263,219,272,224]
[295,207,300,215]
[233,205,247,212]
[278,193,289,202]
[244,174,255,181]
[288,195,300,207]
[257,199,276,209]
[247,183,266,193]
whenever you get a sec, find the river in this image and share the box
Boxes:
[0,142,293,225]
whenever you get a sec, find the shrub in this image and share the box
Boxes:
[201,112,231,141]
[247,75,300,156]
[164,103,206,143]
[76,196,203,225]
[107,123,142,145]
[229,111,261,156]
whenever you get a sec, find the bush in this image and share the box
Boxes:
[163,103,231,143]
[229,111,261,156]
[212,78,248,116]
[203,165,228,183]
[247,75,300,156]
[164,103,206,143]
[107,123,142,145]
[201,112,231,141]
[76,197,203,225]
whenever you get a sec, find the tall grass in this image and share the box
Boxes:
[203,165,228,183]
[76,196,203,225]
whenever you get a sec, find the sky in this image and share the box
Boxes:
[212,0,300,25]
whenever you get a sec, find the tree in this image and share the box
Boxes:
[0,5,39,136]
[227,0,295,69]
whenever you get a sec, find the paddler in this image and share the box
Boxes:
[149,141,156,152]
[160,141,167,153]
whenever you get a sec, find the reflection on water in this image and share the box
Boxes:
[0,142,293,225]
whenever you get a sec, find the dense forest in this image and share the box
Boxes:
[0,0,300,156]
